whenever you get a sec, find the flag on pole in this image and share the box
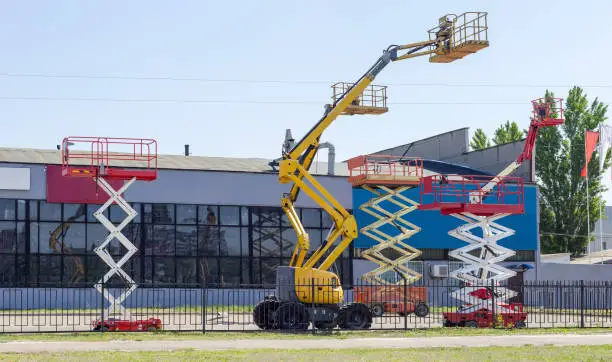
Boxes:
[581,130,600,177]
[599,125,612,181]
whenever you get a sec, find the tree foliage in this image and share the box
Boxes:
[493,121,524,145]
[536,87,611,256]
[470,128,491,150]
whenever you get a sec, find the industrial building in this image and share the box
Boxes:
[0,129,539,288]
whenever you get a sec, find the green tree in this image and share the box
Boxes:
[470,128,491,150]
[493,121,524,145]
[536,87,611,256]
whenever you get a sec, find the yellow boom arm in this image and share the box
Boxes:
[279,17,458,272]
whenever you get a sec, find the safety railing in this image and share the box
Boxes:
[428,12,488,49]
[332,82,387,109]
[347,155,423,187]
[419,174,525,215]
[532,97,565,123]
[61,136,158,181]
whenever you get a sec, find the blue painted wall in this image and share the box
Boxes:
[352,185,538,250]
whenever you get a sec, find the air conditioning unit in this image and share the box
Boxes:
[430,264,449,278]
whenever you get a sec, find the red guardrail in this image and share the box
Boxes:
[418,174,525,215]
[61,136,158,181]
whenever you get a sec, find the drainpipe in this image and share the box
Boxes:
[318,142,335,176]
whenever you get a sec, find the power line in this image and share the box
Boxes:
[2,72,612,89]
[0,96,530,105]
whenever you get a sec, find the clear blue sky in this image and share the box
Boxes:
[2,1,612,201]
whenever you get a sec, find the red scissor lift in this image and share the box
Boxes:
[61,136,162,332]
[418,98,565,328]
[419,174,528,328]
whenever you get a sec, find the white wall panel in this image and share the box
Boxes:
[0,167,30,190]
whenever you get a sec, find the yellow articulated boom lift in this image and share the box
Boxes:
[254,12,489,330]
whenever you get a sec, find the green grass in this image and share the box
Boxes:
[1,345,611,361]
[0,327,610,342]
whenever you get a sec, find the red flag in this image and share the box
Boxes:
[581,131,599,177]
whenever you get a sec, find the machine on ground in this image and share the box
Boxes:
[254,12,490,330]
[347,154,429,318]
[60,136,160,332]
[419,98,565,328]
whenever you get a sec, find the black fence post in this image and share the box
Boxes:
[202,277,207,334]
[311,278,316,335]
[99,282,105,333]
[580,280,585,328]
[491,279,496,329]
[403,276,408,331]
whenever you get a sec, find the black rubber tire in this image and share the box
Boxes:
[314,320,336,330]
[370,304,384,318]
[464,320,479,328]
[514,320,526,329]
[337,303,372,330]
[253,299,280,330]
[275,302,309,330]
[414,303,430,318]
[443,320,456,327]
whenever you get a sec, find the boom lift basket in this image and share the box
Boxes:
[428,12,489,63]
[332,82,388,115]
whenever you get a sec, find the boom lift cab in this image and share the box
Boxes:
[254,12,489,331]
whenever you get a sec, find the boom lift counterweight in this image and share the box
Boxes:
[254,12,489,331]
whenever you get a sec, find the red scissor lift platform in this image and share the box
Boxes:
[418,174,528,328]
[61,136,162,332]
[418,174,525,216]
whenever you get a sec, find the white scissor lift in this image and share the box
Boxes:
[60,136,161,332]
[418,98,565,328]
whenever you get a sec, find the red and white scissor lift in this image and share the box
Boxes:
[61,136,162,332]
[419,98,564,328]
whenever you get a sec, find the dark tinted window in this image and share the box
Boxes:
[219,206,240,226]
[39,201,61,221]
[177,205,197,225]
[0,199,16,221]
[198,205,218,225]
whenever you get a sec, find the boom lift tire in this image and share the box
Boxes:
[414,302,430,318]
[370,303,385,317]
[275,302,310,330]
[314,320,337,330]
[253,296,280,330]
[336,303,373,330]
[464,320,479,328]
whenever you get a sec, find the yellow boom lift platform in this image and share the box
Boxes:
[254,12,489,330]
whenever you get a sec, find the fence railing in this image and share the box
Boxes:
[0,280,611,333]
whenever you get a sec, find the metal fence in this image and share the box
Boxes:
[1,280,611,333]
